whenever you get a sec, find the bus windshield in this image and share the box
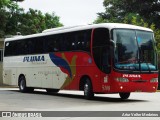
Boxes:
[113,29,157,71]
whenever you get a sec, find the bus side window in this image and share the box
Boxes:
[83,30,91,52]
[65,33,73,51]
[72,30,91,52]
[77,33,83,50]
[53,40,59,52]
[59,35,66,51]
[45,35,54,53]
[4,42,10,56]
[27,40,35,54]
[10,41,17,56]
[34,37,44,54]
[92,28,111,73]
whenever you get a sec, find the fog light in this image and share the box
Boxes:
[150,78,158,83]
[153,86,156,89]
[115,77,129,82]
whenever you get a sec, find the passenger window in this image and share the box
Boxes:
[92,28,111,73]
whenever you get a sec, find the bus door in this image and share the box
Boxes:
[92,28,111,91]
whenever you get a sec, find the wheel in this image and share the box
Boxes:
[119,92,130,100]
[19,76,27,93]
[84,79,94,100]
[46,89,59,93]
[19,76,34,93]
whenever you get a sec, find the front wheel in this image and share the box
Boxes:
[84,79,94,100]
[119,92,130,100]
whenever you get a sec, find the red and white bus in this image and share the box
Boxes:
[3,23,158,99]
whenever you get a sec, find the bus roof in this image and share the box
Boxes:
[5,23,153,41]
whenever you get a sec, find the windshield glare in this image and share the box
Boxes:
[113,29,157,71]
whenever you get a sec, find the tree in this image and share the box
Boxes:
[11,0,24,1]
[16,8,63,35]
[123,13,149,27]
[0,0,63,37]
[95,0,160,28]
[0,0,12,37]
[0,0,10,8]
[3,0,25,36]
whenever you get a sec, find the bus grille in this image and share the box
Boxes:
[132,80,148,83]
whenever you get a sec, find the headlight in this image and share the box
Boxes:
[115,77,129,82]
[150,78,158,83]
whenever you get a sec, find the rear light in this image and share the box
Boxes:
[150,78,158,83]
[115,77,129,82]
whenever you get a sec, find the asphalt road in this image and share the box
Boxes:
[0,88,160,120]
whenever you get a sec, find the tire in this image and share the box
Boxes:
[19,76,27,93]
[19,76,34,93]
[84,79,94,100]
[46,89,59,93]
[119,92,130,100]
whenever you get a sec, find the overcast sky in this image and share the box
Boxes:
[18,0,105,26]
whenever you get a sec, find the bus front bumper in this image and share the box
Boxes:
[111,82,158,93]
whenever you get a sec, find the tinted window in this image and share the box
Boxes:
[4,41,17,56]
[72,30,91,51]
[4,29,92,56]
[93,28,109,47]
[92,28,111,73]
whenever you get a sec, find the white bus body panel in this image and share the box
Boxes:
[3,54,68,89]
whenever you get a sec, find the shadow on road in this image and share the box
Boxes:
[9,89,148,103]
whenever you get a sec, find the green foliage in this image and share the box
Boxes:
[99,0,160,27]
[154,29,160,50]
[0,0,11,37]
[123,13,148,27]
[0,0,10,8]
[11,0,25,2]
[0,0,63,37]
[17,8,63,35]
[93,16,108,24]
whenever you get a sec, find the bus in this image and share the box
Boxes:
[3,23,158,100]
